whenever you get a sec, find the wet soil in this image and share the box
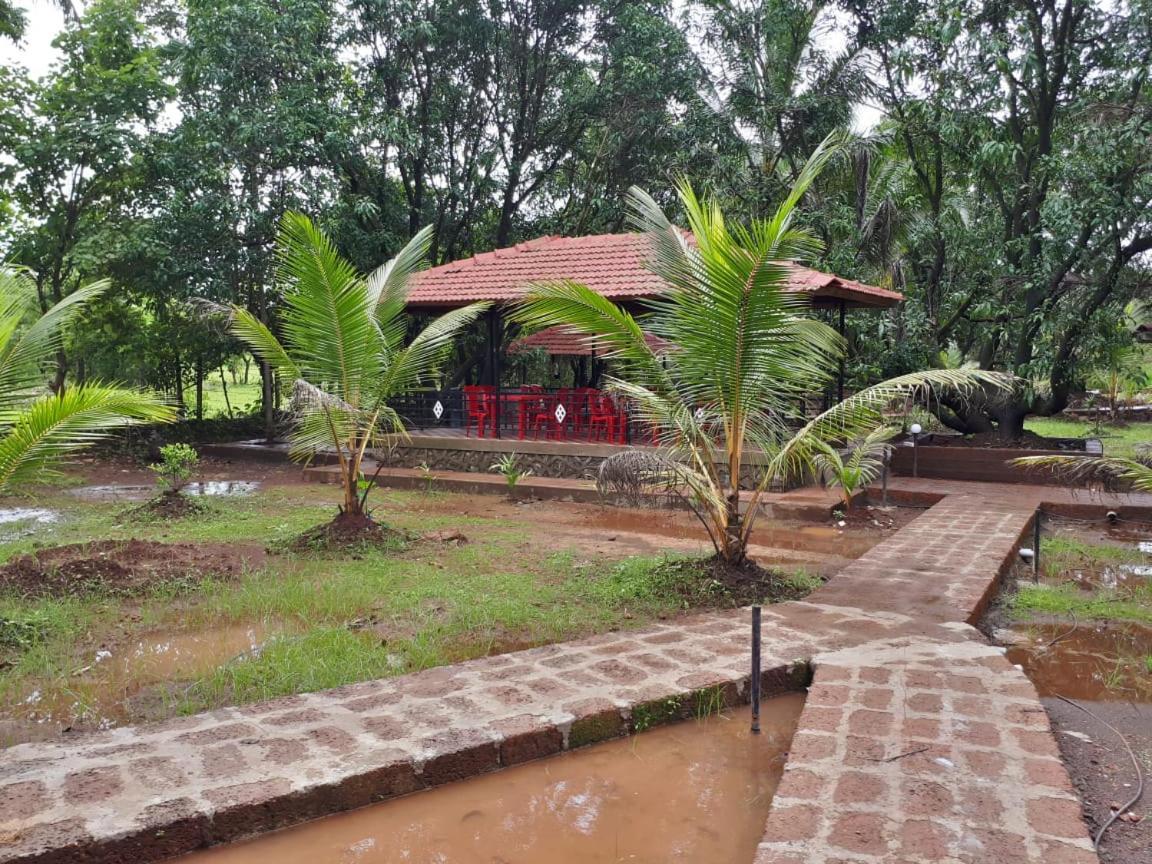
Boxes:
[990,520,1152,864]
[0,621,286,745]
[287,512,408,553]
[63,454,309,490]
[179,695,805,864]
[646,556,822,608]
[125,492,210,520]
[0,539,267,598]
[409,493,911,577]
[1044,698,1150,864]
[924,429,1084,450]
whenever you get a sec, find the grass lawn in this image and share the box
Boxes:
[0,464,820,745]
[183,380,262,418]
[1008,529,1152,700]
[1024,417,1150,458]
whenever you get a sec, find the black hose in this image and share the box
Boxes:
[1054,694,1145,850]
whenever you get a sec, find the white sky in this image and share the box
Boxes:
[0,1,880,130]
[0,3,66,78]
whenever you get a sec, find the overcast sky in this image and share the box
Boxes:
[0,2,880,128]
[0,3,65,78]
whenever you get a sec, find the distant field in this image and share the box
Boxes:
[1025,417,1150,458]
[183,380,262,418]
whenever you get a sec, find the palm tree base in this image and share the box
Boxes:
[289,510,407,553]
[657,554,821,607]
[128,491,207,521]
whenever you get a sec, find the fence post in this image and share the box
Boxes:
[751,605,761,734]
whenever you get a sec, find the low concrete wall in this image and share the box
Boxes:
[890,443,1076,485]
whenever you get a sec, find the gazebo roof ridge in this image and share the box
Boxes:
[407,231,903,310]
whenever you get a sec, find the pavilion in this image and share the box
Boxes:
[402,232,903,441]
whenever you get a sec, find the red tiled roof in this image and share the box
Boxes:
[508,325,671,356]
[406,233,903,310]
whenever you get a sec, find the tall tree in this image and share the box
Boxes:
[4,0,169,390]
[851,0,1152,436]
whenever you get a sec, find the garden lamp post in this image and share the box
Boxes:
[910,423,922,478]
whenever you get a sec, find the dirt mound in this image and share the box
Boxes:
[0,539,267,598]
[654,556,822,608]
[287,512,408,553]
[126,492,209,521]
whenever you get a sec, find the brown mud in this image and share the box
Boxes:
[0,621,287,745]
[1044,698,1150,864]
[0,539,267,598]
[287,512,408,553]
[179,696,805,864]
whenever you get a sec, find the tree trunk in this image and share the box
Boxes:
[194,358,204,421]
[261,360,276,441]
[219,369,233,418]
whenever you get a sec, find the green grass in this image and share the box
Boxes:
[2,480,749,733]
[1038,535,1148,575]
[183,380,262,419]
[1024,417,1151,458]
[1013,583,1152,625]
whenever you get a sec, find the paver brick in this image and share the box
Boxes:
[2,477,1135,863]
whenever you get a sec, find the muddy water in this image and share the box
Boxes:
[0,507,59,540]
[181,696,804,864]
[584,509,882,558]
[1,621,282,744]
[70,480,259,502]
[1006,622,1152,701]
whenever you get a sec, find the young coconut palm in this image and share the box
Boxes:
[0,269,175,490]
[811,425,898,514]
[1010,447,1152,494]
[515,136,1011,568]
[230,213,487,537]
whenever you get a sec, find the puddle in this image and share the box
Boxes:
[1005,622,1152,701]
[70,481,259,502]
[0,508,59,540]
[180,695,805,864]
[1,621,284,745]
[585,510,883,558]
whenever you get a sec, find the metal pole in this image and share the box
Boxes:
[836,300,846,403]
[751,605,761,734]
[1032,510,1041,582]
[912,433,919,478]
[881,451,889,507]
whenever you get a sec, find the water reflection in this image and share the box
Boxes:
[180,696,805,864]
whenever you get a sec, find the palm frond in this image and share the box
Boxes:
[0,384,175,490]
[368,224,434,350]
[229,308,302,380]
[768,370,1015,487]
[275,212,377,400]
[376,301,489,398]
[1010,454,1152,493]
[0,276,109,411]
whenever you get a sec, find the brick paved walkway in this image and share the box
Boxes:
[2,479,1149,863]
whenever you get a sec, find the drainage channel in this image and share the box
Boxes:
[178,694,805,864]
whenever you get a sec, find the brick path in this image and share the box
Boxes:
[2,479,1149,863]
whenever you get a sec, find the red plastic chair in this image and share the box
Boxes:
[463,386,493,438]
[588,392,619,442]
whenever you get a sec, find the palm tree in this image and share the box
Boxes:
[811,426,897,514]
[0,268,175,491]
[515,137,1009,568]
[1011,448,1152,494]
[230,213,487,538]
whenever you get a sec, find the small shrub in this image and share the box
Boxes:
[150,443,200,494]
[490,453,531,494]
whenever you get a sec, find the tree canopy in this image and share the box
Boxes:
[0,0,1148,436]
